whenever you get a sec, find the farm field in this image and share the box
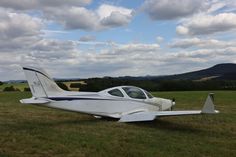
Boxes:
[0,91,235,157]
[63,81,86,91]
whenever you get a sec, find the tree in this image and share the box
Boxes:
[3,86,18,92]
[0,81,3,86]
[56,82,69,91]
[24,87,31,92]
[70,83,81,88]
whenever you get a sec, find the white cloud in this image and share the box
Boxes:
[206,1,226,13]
[0,9,42,51]
[41,4,134,31]
[142,0,203,20]
[176,13,236,35]
[0,0,92,10]
[79,35,96,42]
[97,4,133,19]
[0,1,134,31]
[32,39,75,52]
[169,37,236,49]
[156,36,164,42]
[0,10,42,39]
[176,26,189,36]
[100,11,132,27]
[116,43,160,52]
[46,3,134,30]
[44,6,99,30]
[96,4,133,28]
[0,40,235,80]
[205,0,236,14]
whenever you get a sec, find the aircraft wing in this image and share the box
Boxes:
[119,93,219,122]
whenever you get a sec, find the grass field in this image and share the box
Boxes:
[0,91,235,157]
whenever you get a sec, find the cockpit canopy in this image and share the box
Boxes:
[106,86,153,99]
[108,88,124,97]
[122,87,146,99]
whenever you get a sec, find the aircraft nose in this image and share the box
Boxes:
[146,97,161,105]
[172,98,176,106]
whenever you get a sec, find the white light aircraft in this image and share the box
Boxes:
[20,66,219,122]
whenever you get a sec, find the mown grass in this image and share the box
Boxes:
[0,91,235,157]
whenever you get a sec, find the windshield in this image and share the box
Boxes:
[144,90,154,98]
[122,87,146,99]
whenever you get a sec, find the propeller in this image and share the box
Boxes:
[171,98,175,110]
[172,98,175,103]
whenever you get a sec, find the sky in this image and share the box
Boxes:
[0,0,236,81]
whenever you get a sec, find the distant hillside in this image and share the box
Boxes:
[2,63,236,91]
[2,63,236,84]
[157,63,236,81]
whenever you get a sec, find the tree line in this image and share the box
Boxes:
[1,79,236,92]
[0,82,69,92]
[70,78,236,92]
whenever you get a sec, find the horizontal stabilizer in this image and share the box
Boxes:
[20,98,50,104]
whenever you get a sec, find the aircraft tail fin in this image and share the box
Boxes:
[201,93,219,114]
[22,66,64,98]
